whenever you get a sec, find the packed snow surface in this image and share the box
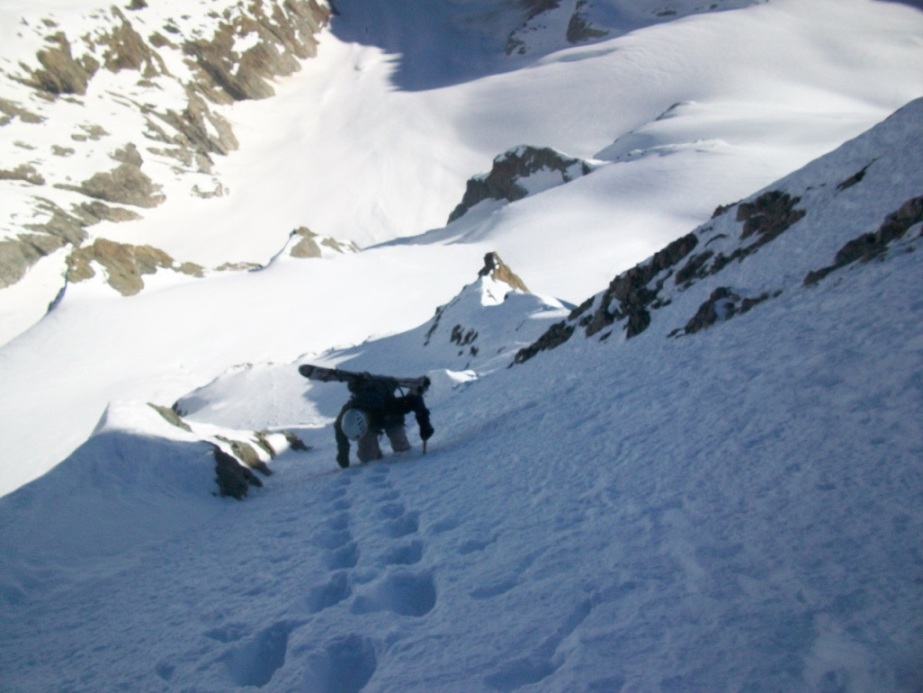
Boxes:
[2,0,922,492]
[1,223,921,689]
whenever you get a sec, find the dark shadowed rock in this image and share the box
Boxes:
[213,445,263,500]
[805,195,923,285]
[448,146,592,223]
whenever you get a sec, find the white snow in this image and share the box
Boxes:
[1,0,922,689]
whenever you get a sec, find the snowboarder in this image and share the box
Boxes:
[333,373,434,468]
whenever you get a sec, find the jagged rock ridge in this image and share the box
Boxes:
[422,251,566,371]
[515,96,923,364]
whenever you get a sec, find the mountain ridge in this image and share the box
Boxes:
[515,96,923,363]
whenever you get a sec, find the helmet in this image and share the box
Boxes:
[341,408,369,442]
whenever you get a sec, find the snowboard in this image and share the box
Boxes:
[298,364,430,393]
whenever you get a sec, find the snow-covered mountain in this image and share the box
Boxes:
[1,0,922,690]
[2,88,921,692]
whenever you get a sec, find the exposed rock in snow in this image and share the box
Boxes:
[478,250,529,293]
[448,145,593,223]
[804,195,923,286]
[506,0,764,55]
[0,0,331,290]
[149,398,308,498]
[64,237,204,296]
[516,96,923,363]
[287,226,359,259]
[423,251,567,370]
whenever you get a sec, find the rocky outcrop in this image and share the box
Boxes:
[0,0,331,296]
[213,445,263,500]
[673,190,806,288]
[514,232,699,363]
[422,251,566,370]
[151,401,309,500]
[0,98,44,126]
[26,32,97,96]
[66,238,204,296]
[288,226,359,258]
[566,0,609,44]
[514,186,809,363]
[57,144,165,208]
[449,146,593,222]
[804,196,923,286]
[507,0,608,55]
[147,88,240,160]
[677,287,776,336]
[185,0,328,103]
[478,251,529,293]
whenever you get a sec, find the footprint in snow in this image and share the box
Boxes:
[351,568,437,618]
[381,539,424,567]
[324,540,360,570]
[377,501,406,520]
[483,598,596,691]
[304,571,351,614]
[382,510,420,539]
[311,527,352,551]
[297,634,377,693]
[220,619,303,688]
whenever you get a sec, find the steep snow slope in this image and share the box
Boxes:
[515,98,923,360]
[1,0,923,502]
[0,99,921,690]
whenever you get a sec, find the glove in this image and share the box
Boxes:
[419,419,434,441]
[337,450,349,469]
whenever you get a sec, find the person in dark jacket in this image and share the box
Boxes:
[335,374,433,468]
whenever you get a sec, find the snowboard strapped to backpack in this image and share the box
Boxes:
[298,364,430,394]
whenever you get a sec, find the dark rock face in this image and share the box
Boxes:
[678,287,775,336]
[507,0,608,55]
[28,33,97,96]
[588,233,700,339]
[513,185,814,364]
[214,446,263,500]
[804,195,923,286]
[185,0,328,103]
[737,191,806,244]
[566,0,609,43]
[424,251,537,364]
[514,232,699,364]
[512,92,923,368]
[511,320,575,365]
[448,146,592,223]
[674,190,807,288]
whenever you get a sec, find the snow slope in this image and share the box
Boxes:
[1,0,923,495]
[0,90,921,691]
